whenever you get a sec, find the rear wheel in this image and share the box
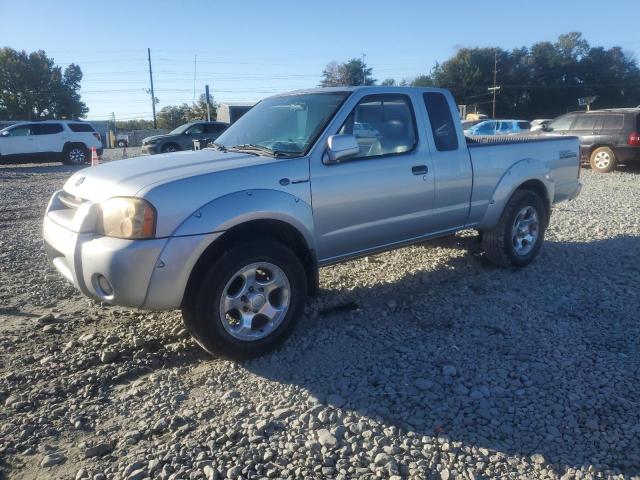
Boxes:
[182,241,307,359]
[481,189,547,267]
[589,146,616,173]
[63,145,88,165]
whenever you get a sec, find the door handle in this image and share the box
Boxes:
[412,165,428,175]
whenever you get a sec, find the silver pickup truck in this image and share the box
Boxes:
[43,87,581,359]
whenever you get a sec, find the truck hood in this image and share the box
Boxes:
[63,149,276,202]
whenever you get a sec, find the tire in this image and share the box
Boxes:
[63,144,89,165]
[182,240,307,360]
[116,140,127,148]
[161,143,180,153]
[589,146,617,173]
[481,189,548,268]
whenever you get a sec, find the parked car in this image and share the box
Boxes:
[537,109,640,172]
[115,134,129,148]
[530,119,552,132]
[353,122,380,139]
[141,121,229,155]
[461,119,484,130]
[465,119,532,136]
[0,120,103,165]
[43,86,581,359]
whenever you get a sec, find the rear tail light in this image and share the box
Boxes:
[93,133,101,142]
[628,132,640,146]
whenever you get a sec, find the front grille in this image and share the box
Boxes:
[58,191,83,210]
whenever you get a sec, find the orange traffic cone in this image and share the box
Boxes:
[91,147,100,167]
[122,146,128,159]
[91,147,100,166]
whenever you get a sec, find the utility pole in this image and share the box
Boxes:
[361,53,366,85]
[148,48,157,129]
[488,50,501,118]
[205,85,211,122]
[193,54,197,104]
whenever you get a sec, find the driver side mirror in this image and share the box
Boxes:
[325,134,359,164]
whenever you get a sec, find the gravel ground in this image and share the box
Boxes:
[0,152,639,480]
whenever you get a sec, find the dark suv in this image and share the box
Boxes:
[141,121,229,155]
[540,108,640,172]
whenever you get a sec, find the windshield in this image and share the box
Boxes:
[169,124,192,135]
[215,92,350,155]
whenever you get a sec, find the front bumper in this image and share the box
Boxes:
[42,191,222,309]
[43,213,167,307]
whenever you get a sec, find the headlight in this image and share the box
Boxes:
[96,197,156,239]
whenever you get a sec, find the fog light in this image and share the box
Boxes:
[94,274,114,298]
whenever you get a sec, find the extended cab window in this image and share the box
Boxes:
[338,95,416,158]
[423,92,458,150]
[33,124,63,135]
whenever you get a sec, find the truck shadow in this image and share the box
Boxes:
[243,235,640,476]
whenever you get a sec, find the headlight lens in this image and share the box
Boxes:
[96,197,156,239]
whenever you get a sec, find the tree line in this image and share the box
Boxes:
[2,33,638,123]
[320,32,640,118]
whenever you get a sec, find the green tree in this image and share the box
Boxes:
[157,104,191,130]
[187,94,217,121]
[381,78,396,86]
[320,58,376,86]
[0,47,88,120]
[115,119,154,130]
[410,75,435,87]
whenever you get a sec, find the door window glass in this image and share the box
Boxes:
[186,124,204,135]
[474,121,496,135]
[572,115,598,130]
[33,123,63,135]
[547,115,574,131]
[338,95,416,158]
[6,126,31,136]
[423,92,459,150]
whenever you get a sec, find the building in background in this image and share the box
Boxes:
[216,102,255,124]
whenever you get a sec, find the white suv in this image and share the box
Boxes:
[0,120,103,165]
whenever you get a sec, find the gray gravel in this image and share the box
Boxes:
[0,157,639,480]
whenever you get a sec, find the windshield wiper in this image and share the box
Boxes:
[208,142,227,152]
[227,144,300,158]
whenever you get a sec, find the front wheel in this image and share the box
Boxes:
[182,241,307,359]
[481,189,548,267]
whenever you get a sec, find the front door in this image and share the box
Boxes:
[1,124,38,156]
[311,94,435,263]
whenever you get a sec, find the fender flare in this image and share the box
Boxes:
[477,158,554,231]
[171,188,315,248]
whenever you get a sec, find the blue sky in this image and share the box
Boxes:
[2,0,638,121]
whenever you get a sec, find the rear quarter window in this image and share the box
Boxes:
[517,121,531,130]
[68,123,96,133]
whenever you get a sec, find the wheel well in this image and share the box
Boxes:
[63,141,87,152]
[517,179,550,220]
[182,219,318,308]
[589,144,615,156]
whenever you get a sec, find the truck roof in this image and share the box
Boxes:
[274,86,453,97]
